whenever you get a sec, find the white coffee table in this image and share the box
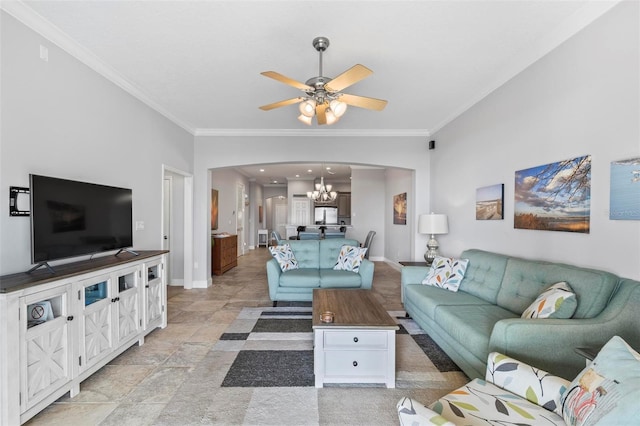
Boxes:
[312,289,399,388]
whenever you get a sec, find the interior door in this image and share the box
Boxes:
[274,201,288,239]
[236,183,245,256]
[162,176,171,283]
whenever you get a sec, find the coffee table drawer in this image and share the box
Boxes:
[324,331,388,349]
[324,350,388,377]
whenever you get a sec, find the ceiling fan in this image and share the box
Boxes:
[259,36,388,126]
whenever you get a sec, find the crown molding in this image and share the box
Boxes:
[193,128,430,138]
[429,0,622,135]
[1,0,196,135]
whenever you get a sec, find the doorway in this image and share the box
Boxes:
[162,165,194,289]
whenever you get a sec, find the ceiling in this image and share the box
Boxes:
[236,163,355,186]
[3,1,618,183]
[6,1,618,137]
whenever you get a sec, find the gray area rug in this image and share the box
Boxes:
[219,307,460,388]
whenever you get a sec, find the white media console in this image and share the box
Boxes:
[0,250,168,425]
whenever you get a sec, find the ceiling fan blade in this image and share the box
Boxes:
[261,71,313,91]
[324,64,373,92]
[339,93,388,111]
[316,103,328,125]
[259,97,304,111]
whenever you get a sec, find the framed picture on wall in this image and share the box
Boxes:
[393,192,407,225]
[211,189,219,230]
[476,184,504,220]
[610,157,640,220]
[514,155,591,233]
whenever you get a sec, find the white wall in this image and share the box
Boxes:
[209,168,250,253]
[0,12,194,275]
[193,136,431,286]
[165,171,185,283]
[431,2,640,280]
[385,168,414,263]
[350,168,386,259]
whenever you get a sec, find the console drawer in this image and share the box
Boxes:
[323,350,388,377]
[323,330,388,349]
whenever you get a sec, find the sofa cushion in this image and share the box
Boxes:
[286,240,320,269]
[319,238,360,269]
[430,378,566,425]
[278,269,321,288]
[558,336,640,426]
[404,284,492,320]
[333,245,367,272]
[268,244,299,271]
[497,258,618,318]
[458,249,509,304]
[319,269,363,288]
[435,304,518,361]
[521,281,577,319]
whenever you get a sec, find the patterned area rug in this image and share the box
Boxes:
[217,305,462,388]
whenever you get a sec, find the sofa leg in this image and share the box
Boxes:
[273,301,277,307]
[405,312,411,319]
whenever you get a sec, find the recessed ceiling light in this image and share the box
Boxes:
[295,174,300,178]
[326,166,331,170]
[259,169,265,172]
[273,180,278,184]
[307,169,312,173]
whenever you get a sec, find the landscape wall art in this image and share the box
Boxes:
[610,157,640,220]
[514,155,591,233]
[476,184,504,220]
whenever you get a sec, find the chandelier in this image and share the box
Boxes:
[307,176,337,203]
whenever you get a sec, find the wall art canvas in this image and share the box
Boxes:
[514,155,591,233]
[610,157,640,220]
[211,189,219,230]
[393,192,407,225]
[476,184,504,220]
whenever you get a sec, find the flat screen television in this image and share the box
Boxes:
[30,174,133,266]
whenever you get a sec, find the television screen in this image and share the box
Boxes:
[30,174,133,263]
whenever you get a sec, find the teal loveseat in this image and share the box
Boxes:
[267,238,374,303]
[402,249,640,380]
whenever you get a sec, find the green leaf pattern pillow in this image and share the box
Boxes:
[333,245,367,272]
[268,244,299,272]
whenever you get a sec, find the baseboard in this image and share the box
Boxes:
[168,279,184,286]
[192,278,211,289]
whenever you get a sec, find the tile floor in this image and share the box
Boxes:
[25,248,466,425]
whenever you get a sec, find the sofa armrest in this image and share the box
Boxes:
[358,259,375,289]
[400,266,429,302]
[486,352,569,412]
[397,397,457,426]
[266,259,283,300]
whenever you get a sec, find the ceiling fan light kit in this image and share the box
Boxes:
[260,36,388,126]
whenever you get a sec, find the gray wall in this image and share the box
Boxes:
[431,2,640,279]
[0,12,194,275]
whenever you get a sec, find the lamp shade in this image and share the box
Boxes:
[418,214,449,235]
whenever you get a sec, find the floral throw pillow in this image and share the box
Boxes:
[333,245,367,272]
[521,281,577,319]
[558,336,640,426]
[268,244,298,272]
[421,256,469,292]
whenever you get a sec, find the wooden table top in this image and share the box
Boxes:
[312,289,398,329]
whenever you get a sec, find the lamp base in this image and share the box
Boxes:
[424,235,439,266]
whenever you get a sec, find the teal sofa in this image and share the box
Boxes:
[402,249,640,380]
[267,238,374,303]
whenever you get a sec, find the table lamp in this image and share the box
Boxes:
[418,213,449,265]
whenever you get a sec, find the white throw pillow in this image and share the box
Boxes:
[421,256,469,292]
[268,244,299,272]
[333,245,367,272]
[521,281,577,319]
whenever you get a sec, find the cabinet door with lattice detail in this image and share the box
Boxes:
[20,285,73,411]
[144,259,164,330]
[114,266,141,345]
[76,275,114,374]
